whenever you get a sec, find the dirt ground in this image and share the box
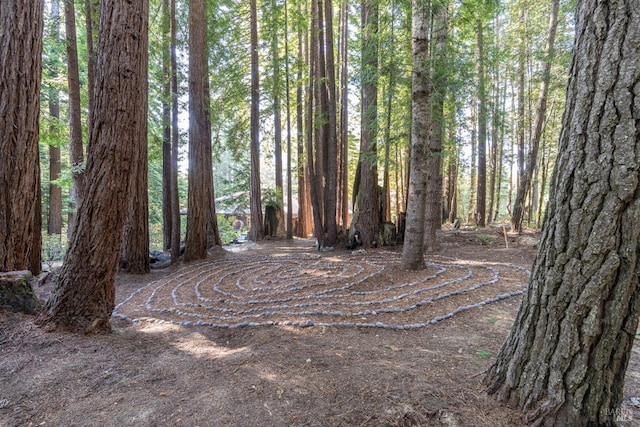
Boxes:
[2,229,640,427]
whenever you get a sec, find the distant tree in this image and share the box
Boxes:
[39,0,149,332]
[510,0,560,232]
[0,0,44,274]
[47,0,63,236]
[485,0,640,423]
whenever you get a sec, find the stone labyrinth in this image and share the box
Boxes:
[113,251,530,330]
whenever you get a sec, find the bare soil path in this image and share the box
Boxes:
[2,230,639,426]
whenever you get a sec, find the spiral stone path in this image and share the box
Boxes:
[113,249,530,330]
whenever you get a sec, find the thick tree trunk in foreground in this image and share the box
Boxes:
[39,0,149,333]
[0,1,44,274]
[485,0,640,424]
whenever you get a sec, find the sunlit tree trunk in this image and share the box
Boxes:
[486,0,640,424]
[476,18,487,227]
[39,0,149,332]
[249,0,264,241]
[0,0,44,274]
[161,0,172,251]
[184,0,219,260]
[401,0,429,269]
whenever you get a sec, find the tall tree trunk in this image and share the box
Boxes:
[339,0,349,230]
[170,0,181,262]
[516,6,526,209]
[284,0,293,240]
[0,0,44,274]
[467,106,477,223]
[47,0,62,237]
[307,0,325,246]
[249,0,264,241]
[424,0,448,252]
[511,0,560,233]
[401,0,429,269]
[476,18,487,228]
[65,0,85,240]
[161,0,172,251]
[184,0,219,260]
[322,0,338,246]
[357,0,380,249]
[272,0,285,236]
[121,45,150,274]
[296,2,312,238]
[85,0,99,137]
[39,0,149,332]
[486,0,640,424]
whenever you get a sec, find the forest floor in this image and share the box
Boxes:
[2,229,640,427]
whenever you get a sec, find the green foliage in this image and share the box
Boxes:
[475,234,494,246]
[42,233,67,268]
[263,187,284,209]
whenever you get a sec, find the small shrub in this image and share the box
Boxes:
[475,234,494,246]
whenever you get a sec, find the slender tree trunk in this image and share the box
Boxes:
[285,0,293,240]
[46,0,63,237]
[272,0,285,236]
[65,0,85,240]
[39,0,149,332]
[339,0,349,230]
[161,0,172,251]
[322,0,338,246]
[0,0,44,274]
[357,0,380,248]
[401,0,429,269]
[476,18,487,227]
[486,1,640,424]
[296,3,312,238]
[511,0,560,233]
[467,106,477,223]
[424,0,448,252]
[170,0,181,262]
[249,0,264,241]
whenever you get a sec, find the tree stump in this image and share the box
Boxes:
[0,271,41,314]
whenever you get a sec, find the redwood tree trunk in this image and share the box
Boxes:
[485,0,640,424]
[0,0,44,274]
[249,0,264,241]
[357,0,380,249]
[184,0,219,260]
[39,0,149,332]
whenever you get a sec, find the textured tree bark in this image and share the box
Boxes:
[184,0,219,261]
[161,0,172,251]
[401,0,429,269]
[485,0,640,424]
[249,0,264,241]
[65,0,85,240]
[357,0,380,249]
[39,0,149,333]
[47,0,63,237]
[0,0,44,275]
[423,0,448,252]
[121,90,150,274]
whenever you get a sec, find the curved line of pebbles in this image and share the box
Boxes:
[113,252,530,330]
